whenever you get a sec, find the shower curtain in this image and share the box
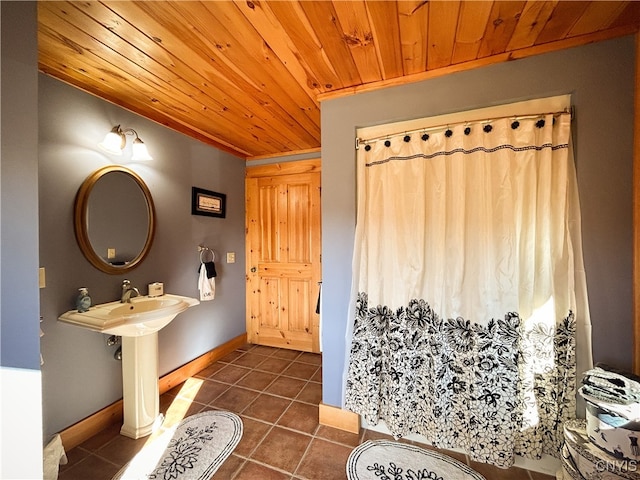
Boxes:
[344,112,592,468]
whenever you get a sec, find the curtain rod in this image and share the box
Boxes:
[355,107,574,149]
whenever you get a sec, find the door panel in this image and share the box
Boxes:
[246,160,321,352]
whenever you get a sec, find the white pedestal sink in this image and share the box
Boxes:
[59,294,199,438]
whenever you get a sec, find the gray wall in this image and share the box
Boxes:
[321,36,636,406]
[0,2,44,476]
[39,74,247,440]
[1,2,40,371]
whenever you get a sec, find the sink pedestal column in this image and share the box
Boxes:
[120,332,160,439]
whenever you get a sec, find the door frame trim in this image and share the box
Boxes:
[246,158,321,178]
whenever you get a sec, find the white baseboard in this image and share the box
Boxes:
[362,418,561,476]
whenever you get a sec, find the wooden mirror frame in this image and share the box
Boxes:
[74,165,156,274]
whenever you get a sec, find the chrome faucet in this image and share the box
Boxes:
[121,279,140,303]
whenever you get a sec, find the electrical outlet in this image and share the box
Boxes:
[107,248,116,259]
[226,252,236,264]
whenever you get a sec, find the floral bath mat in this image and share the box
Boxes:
[347,440,485,480]
[112,411,242,480]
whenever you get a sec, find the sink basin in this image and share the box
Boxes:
[58,293,199,439]
[58,294,200,337]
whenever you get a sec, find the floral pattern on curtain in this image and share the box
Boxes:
[344,112,590,468]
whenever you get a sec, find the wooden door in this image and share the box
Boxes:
[245,160,321,353]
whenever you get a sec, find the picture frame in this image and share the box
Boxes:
[191,187,226,218]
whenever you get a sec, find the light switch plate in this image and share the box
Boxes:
[107,248,116,259]
[226,252,235,264]
[39,267,46,288]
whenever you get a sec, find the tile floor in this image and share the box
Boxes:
[58,343,556,480]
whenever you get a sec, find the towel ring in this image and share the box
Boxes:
[198,246,215,263]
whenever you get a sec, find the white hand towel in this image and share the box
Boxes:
[198,265,215,301]
[43,433,67,480]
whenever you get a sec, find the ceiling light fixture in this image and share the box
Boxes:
[98,125,153,161]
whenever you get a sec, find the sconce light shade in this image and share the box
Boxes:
[131,137,153,161]
[98,125,126,155]
[98,124,153,161]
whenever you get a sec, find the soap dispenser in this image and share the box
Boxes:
[76,287,91,313]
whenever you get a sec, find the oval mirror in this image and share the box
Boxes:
[74,165,155,274]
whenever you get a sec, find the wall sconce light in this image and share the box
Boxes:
[98,125,153,161]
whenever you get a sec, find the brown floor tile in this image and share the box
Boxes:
[297,382,322,404]
[296,352,322,365]
[237,343,255,352]
[163,380,189,398]
[219,350,244,363]
[159,390,178,412]
[311,367,322,383]
[211,364,251,384]
[210,453,245,479]
[243,393,292,423]
[469,460,531,480]
[234,460,291,480]
[265,375,307,398]
[236,370,278,391]
[233,352,270,368]
[78,422,122,452]
[530,470,558,480]
[234,416,273,457]
[256,356,293,374]
[250,426,311,473]
[296,437,352,480]
[184,378,230,404]
[211,386,260,413]
[58,454,121,480]
[251,345,280,357]
[160,396,206,429]
[94,435,148,466]
[361,429,397,443]
[194,361,225,378]
[271,348,302,360]
[58,447,91,474]
[315,425,363,447]
[167,376,220,400]
[278,401,319,435]
[282,361,319,380]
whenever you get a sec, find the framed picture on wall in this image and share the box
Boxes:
[191,187,226,218]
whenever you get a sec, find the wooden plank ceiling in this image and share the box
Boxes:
[38,1,640,160]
